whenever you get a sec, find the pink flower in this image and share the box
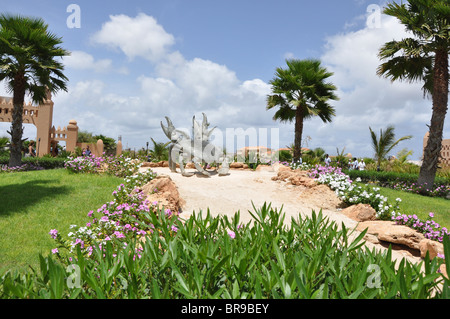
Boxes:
[49,229,58,239]
[228,231,236,239]
[100,216,109,223]
[52,248,58,254]
[114,231,125,239]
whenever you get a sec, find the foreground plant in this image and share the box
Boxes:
[1,204,449,299]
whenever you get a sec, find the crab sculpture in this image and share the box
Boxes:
[161,113,230,177]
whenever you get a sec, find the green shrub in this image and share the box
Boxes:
[1,204,448,299]
[276,150,292,163]
[346,170,450,198]
[0,156,67,170]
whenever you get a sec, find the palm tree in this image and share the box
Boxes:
[0,14,69,167]
[369,125,412,170]
[149,138,169,162]
[377,0,449,187]
[267,59,338,162]
[304,147,326,164]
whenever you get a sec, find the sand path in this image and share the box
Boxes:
[145,166,423,265]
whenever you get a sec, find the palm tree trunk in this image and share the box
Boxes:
[418,49,449,188]
[293,106,304,162]
[8,73,26,167]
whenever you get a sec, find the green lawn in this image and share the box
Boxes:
[375,185,450,229]
[0,169,122,273]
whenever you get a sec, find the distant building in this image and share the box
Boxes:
[423,132,450,167]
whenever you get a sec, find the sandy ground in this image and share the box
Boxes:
[144,166,423,265]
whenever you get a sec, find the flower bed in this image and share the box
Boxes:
[1,162,44,173]
[308,165,401,220]
[65,153,142,177]
[393,212,450,243]
[308,165,450,243]
[51,168,158,259]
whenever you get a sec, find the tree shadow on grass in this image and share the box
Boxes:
[0,179,70,217]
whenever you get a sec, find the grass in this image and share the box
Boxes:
[374,185,450,229]
[0,169,122,273]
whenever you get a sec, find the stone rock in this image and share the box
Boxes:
[141,162,160,168]
[185,162,196,169]
[271,163,292,174]
[271,170,293,182]
[255,165,273,172]
[356,221,425,251]
[141,175,185,214]
[299,184,345,210]
[419,239,444,260]
[363,233,380,245]
[341,204,377,222]
[158,161,169,167]
[289,175,317,188]
[271,169,312,186]
[230,162,244,169]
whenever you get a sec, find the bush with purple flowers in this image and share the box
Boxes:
[50,166,162,260]
[392,212,450,243]
[64,153,142,177]
[64,154,104,174]
[1,162,44,173]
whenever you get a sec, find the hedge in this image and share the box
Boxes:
[346,170,450,186]
[0,156,67,170]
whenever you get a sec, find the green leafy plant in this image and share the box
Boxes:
[1,204,448,299]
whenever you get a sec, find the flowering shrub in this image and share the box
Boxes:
[64,153,142,177]
[50,167,160,260]
[309,165,401,220]
[392,212,450,243]
[390,181,450,198]
[102,154,143,178]
[1,162,44,173]
[290,160,312,171]
[64,154,104,173]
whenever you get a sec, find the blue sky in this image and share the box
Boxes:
[1,0,448,160]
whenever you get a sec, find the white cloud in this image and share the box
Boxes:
[18,10,445,160]
[63,51,112,73]
[91,13,175,62]
[316,14,442,160]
